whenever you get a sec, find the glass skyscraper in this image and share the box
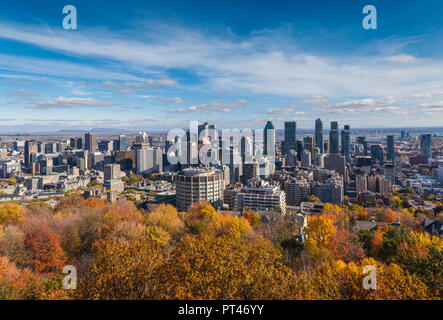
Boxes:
[315,118,324,154]
[284,121,297,155]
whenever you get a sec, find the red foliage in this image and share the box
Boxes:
[25,224,66,274]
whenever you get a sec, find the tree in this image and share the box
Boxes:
[155,233,293,299]
[306,195,320,202]
[25,224,66,274]
[77,238,164,299]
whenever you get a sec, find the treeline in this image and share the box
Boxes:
[0,195,441,300]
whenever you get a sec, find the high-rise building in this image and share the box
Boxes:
[329,121,339,154]
[296,140,303,162]
[303,136,315,156]
[235,179,287,214]
[420,134,432,158]
[176,168,224,211]
[104,164,121,181]
[98,140,113,152]
[370,144,384,164]
[315,118,324,153]
[301,150,311,167]
[242,161,258,184]
[136,148,163,174]
[341,125,350,160]
[355,173,368,195]
[115,150,136,170]
[263,121,275,157]
[312,178,343,205]
[324,153,346,179]
[357,136,368,156]
[386,135,395,161]
[85,133,97,153]
[24,140,38,169]
[284,179,309,206]
[284,121,297,155]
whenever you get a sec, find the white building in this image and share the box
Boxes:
[235,179,287,215]
[136,148,163,174]
[176,167,224,211]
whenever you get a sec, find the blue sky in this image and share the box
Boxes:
[0,0,443,132]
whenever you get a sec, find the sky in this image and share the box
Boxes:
[0,0,443,132]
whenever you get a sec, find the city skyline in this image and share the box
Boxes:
[0,0,443,132]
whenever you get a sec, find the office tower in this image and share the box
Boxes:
[240,136,254,163]
[198,122,217,140]
[303,136,315,156]
[355,173,368,195]
[115,150,136,170]
[37,142,45,153]
[75,138,83,149]
[176,168,224,211]
[118,135,127,151]
[284,121,297,155]
[384,161,395,185]
[329,121,339,154]
[284,179,309,206]
[341,125,350,160]
[235,179,287,214]
[401,130,409,139]
[263,121,275,157]
[98,140,113,152]
[301,150,311,167]
[242,161,258,185]
[386,135,395,161]
[315,118,324,153]
[312,178,343,205]
[104,164,121,181]
[85,133,97,153]
[45,143,57,154]
[357,136,368,155]
[285,149,297,167]
[324,153,346,179]
[370,144,384,164]
[136,148,163,174]
[314,153,325,168]
[420,134,432,158]
[69,138,76,148]
[24,140,38,169]
[296,140,303,161]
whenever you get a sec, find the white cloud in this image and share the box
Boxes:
[385,54,422,64]
[168,99,247,113]
[27,97,119,109]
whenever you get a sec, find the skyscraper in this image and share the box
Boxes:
[119,135,127,151]
[329,121,339,154]
[341,125,350,160]
[85,133,97,153]
[303,136,315,156]
[386,135,395,161]
[284,121,297,155]
[315,118,324,153]
[370,144,384,164]
[420,134,432,158]
[24,140,37,169]
[357,136,368,156]
[263,121,275,157]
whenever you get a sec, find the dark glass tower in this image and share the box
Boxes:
[315,118,324,153]
[386,135,395,161]
[329,121,339,154]
[341,125,350,160]
[284,121,297,155]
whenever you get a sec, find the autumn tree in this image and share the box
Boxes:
[25,224,66,274]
